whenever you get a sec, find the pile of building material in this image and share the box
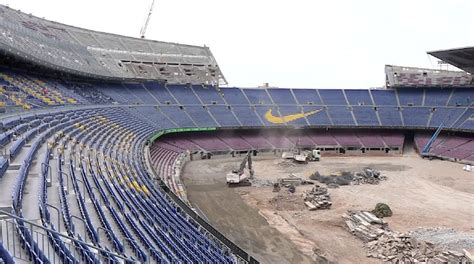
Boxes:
[366,233,472,263]
[343,210,389,242]
[248,178,273,187]
[279,174,314,187]
[409,227,474,252]
[303,185,332,210]
[343,211,473,263]
[352,168,387,185]
[310,168,387,188]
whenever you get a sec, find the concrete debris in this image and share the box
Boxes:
[311,168,387,188]
[352,168,387,185]
[343,211,472,263]
[408,228,474,253]
[248,178,273,187]
[303,185,332,210]
[278,159,297,167]
[365,233,472,263]
[342,210,389,242]
[279,174,313,187]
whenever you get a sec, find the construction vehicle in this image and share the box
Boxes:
[282,149,321,163]
[139,0,156,39]
[282,139,321,163]
[463,165,474,172]
[226,151,254,186]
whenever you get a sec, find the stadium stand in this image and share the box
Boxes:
[385,65,472,87]
[1,107,241,263]
[0,4,472,264]
[0,5,226,85]
[415,133,474,163]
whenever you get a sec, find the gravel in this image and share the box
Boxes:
[409,227,474,252]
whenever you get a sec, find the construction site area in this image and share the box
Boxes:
[182,148,474,263]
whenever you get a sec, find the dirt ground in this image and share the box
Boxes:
[182,151,474,264]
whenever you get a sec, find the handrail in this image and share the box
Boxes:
[0,209,134,262]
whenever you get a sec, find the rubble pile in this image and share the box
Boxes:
[277,160,298,172]
[352,168,387,185]
[310,168,387,188]
[248,178,273,187]
[366,233,472,263]
[343,211,390,242]
[343,211,473,263]
[303,185,332,210]
[409,227,474,252]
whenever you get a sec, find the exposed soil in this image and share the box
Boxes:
[182,152,474,264]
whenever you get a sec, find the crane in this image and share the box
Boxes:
[139,0,156,39]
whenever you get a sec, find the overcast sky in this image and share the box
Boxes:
[1,0,473,88]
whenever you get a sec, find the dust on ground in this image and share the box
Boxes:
[182,153,474,264]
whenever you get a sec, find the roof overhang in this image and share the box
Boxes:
[428,47,474,74]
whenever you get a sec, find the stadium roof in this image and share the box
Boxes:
[0,5,226,85]
[428,47,474,75]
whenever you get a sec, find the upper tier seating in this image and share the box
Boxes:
[0,68,472,133]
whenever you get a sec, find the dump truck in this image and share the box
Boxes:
[282,149,321,163]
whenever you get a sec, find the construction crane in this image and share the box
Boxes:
[139,0,156,39]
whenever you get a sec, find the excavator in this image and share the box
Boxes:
[226,151,254,187]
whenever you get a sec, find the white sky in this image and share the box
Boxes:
[1,0,474,88]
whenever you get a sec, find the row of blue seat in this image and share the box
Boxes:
[98,83,473,108]
[0,242,14,264]
[0,156,8,178]
[90,109,234,263]
[11,118,61,264]
[3,106,238,263]
[127,104,472,131]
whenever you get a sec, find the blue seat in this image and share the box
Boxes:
[292,89,323,105]
[319,89,347,105]
[243,89,272,105]
[371,90,398,106]
[267,89,297,105]
[327,106,355,125]
[192,85,225,104]
[402,107,430,127]
[424,88,452,106]
[397,89,423,106]
[345,90,373,106]
[352,106,379,126]
[377,107,402,126]
[167,84,201,105]
[221,88,250,105]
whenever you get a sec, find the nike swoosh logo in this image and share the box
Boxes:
[264,109,322,124]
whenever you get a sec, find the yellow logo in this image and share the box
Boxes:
[264,109,322,124]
